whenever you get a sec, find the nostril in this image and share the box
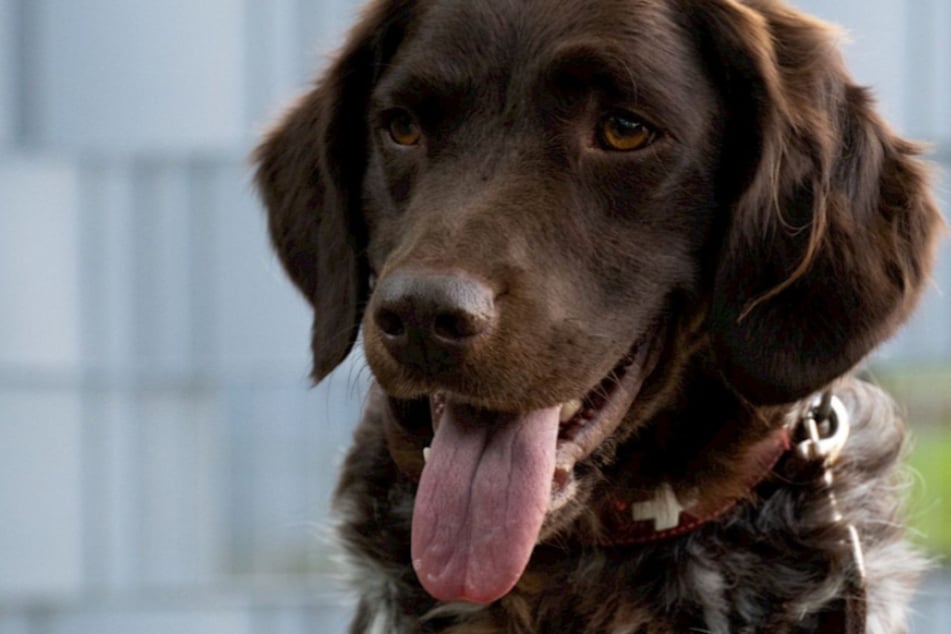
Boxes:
[433,311,487,340]
[376,307,406,338]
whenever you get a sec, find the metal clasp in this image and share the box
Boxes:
[792,390,867,586]
[795,392,850,465]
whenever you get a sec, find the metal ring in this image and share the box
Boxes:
[795,393,850,464]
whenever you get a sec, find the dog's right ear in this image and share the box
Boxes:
[697,0,942,405]
[254,1,412,382]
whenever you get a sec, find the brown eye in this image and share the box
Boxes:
[597,113,656,151]
[386,111,422,146]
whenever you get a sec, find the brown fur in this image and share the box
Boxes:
[255,0,943,631]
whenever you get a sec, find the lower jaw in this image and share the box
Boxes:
[548,335,660,512]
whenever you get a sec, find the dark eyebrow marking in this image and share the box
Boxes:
[375,62,476,111]
[542,41,640,100]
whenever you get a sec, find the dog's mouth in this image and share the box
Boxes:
[411,334,659,605]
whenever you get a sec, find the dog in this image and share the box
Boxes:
[255,0,943,631]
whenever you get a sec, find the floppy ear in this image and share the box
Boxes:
[700,0,943,405]
[254,1,412,382]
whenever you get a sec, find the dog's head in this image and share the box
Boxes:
[256,0,941,605]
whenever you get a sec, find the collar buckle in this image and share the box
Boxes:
[794,391,850,464]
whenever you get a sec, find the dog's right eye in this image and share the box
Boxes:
[385,110,422,147]
[596,112,657,152]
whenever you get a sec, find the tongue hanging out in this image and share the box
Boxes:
[411,400,560,604]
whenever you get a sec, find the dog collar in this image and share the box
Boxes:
[381,394,830,547]
[588,427,790,546]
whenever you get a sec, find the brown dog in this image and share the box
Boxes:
[255,0,943,631]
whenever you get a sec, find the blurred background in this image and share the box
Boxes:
[0,1,948,632]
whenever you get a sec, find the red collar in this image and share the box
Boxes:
[586,428,790,546]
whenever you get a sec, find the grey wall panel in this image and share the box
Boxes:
[245,0,314,134]
[0,159,82,371]
[81,389,141,593]
[134,388,222,588]
[933,1,951,141]
[129,161,202,376]
[0,389,84,599]
[36,0,247,154]
[48,606,252,634]
[222,358,368,576]
[0,0,13,146]
[792,0,910,132]
[297,0,361,70]
[0,614,32,634]
[78,163,138,374]
[207,162,313,379]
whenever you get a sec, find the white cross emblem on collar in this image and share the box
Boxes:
[631,482,697,531]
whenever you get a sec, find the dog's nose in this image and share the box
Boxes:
[372,272,496,364]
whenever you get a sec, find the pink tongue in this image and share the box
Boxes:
[411,401,560,604]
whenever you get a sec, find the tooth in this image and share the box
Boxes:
[423,447,431,464]
[559,399,583,422]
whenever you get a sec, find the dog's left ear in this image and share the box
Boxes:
[699,0,943,405]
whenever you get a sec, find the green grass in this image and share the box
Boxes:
[870,365,951,558]
[906,429,951,559]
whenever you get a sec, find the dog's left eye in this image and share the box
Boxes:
[385,110,423,147]
[597,113,656,152]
